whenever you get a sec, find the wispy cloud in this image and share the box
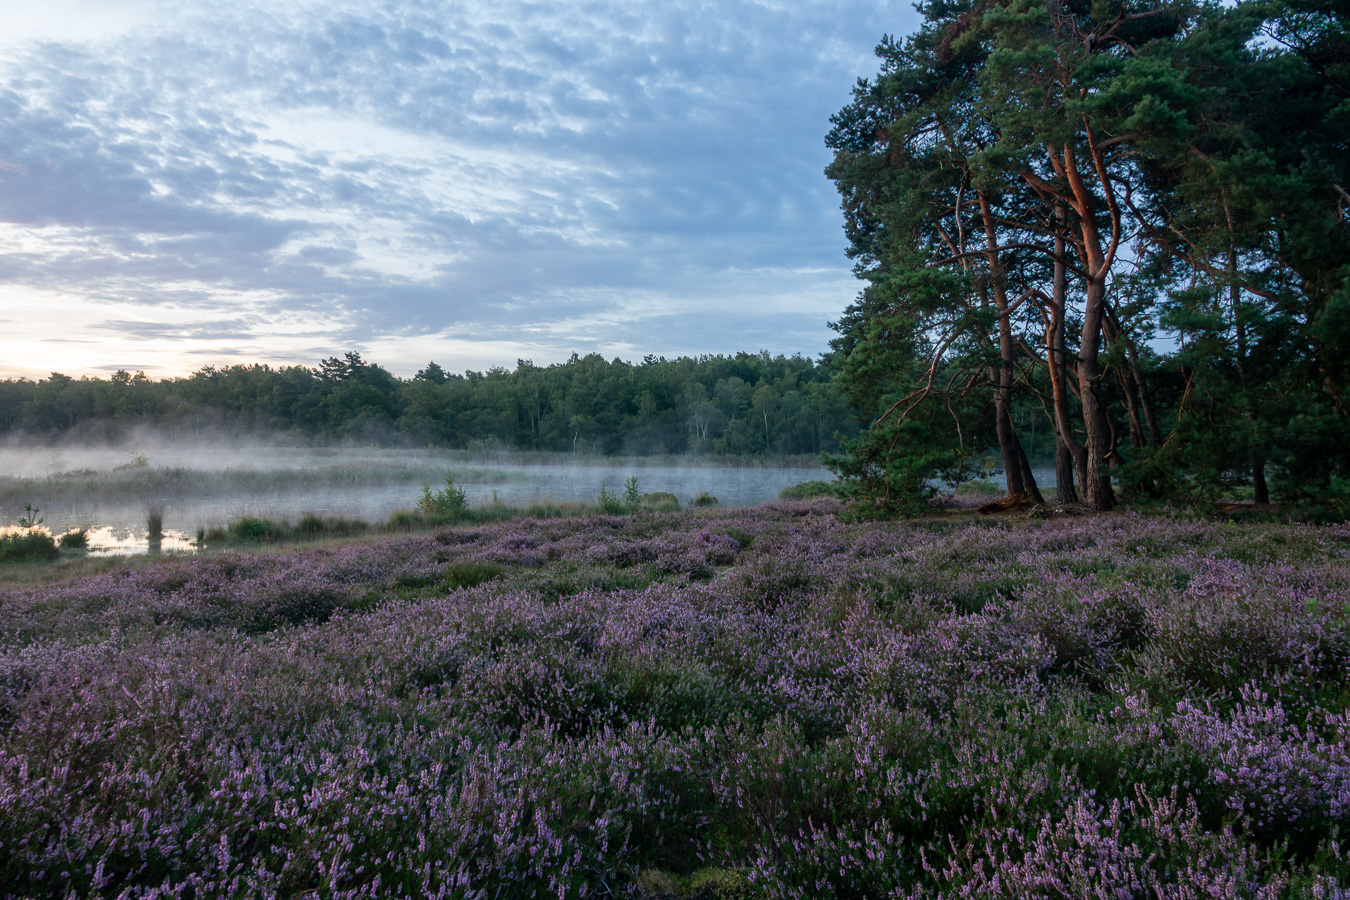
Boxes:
[0,0,916,376]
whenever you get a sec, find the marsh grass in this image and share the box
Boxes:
[0,462,530,506]
[200,514,371,546]
[778,479,844,500]
[640,491,681,513]
[388,500,591,530]
[146,503,165,538]
[435,448,827,468]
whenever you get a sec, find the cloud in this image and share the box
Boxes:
[0,0,918,376]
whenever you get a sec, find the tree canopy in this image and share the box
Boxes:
[825,0,1350,512]
[0,352,855,457]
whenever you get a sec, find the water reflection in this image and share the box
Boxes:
[3,462,833,557]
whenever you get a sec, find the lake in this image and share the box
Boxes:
[0,446,833,554]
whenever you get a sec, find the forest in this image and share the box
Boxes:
[824,0,1350,512]
[0,351,855,458]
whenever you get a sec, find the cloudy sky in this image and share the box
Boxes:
[0,0,916,379]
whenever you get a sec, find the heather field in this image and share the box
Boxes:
[2,502,1350,898]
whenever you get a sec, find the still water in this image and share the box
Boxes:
[2,459,833,555]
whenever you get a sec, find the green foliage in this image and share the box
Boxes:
[201,514,370,546]
[0,530,57,562]
[146,503,164,539]
[295,513,368,538]
[778,480,844,500]
[639,492,681,513]
[597,483,628,515]
[690,491,719,508]
[57,528,89,550]
[623,476,641,510]
[0,351,857,457]
[954,479,1001,498]
[16,503,42,529]
[226,517,287,542]
[826,418,976,516]
[417,474,469,520]
[441,561,503,591]
[824,0,1350,513]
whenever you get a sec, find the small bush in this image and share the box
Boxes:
[57,528,89,550]
[688,867,753,899]
[442,561,503,590]
[296,512,328,535]
[779,480,844,501]
[0,530,58,561]
[719,526,755,549]
[387,509,423,530]
[598,483,628,514]
[954,479,1002,497]
[296,513,368,538]
[640,492,681,513]
[227,517,286,542]
[417,474,469,520]
[691,491,719,507]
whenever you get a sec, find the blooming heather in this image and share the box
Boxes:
[1,503,1349,896]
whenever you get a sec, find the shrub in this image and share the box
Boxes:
[417,474,469,520]
[227,517,286,542]
[779,480,844,500]
[597,483,628,514]
[442,561,503,590]
[691,491,719,507]
[954,479,1002,497]
[640,492,681,513]
[297,513,368,538]
[57,528,89,550]
[146,503,165,538]
[0,530,58,561]
[387,509,423,530]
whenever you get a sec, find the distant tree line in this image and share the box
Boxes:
[826,0,1349,511]
[0,351,856,456]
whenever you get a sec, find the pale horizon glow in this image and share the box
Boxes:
[0,0,916,380]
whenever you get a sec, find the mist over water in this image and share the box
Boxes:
[0,441,833,554]
[0,439,1058,555]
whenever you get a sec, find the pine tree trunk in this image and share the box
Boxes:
[980,191,1033,499]
[1078,278,1116,510]
[1016,438,1046,504]
[1055,434,1077,503]
[1057,143,1117,511]
[995,378,1028,496]
[1047,207,1082,503]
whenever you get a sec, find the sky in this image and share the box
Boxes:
[0,0,918,380]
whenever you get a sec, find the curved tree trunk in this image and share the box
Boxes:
[1047,205,1080,503]
[981,191,1044,503]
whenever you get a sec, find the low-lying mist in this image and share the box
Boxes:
[0,436,833,554]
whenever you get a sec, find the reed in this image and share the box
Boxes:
[0,462,530,505]
[146,503,165,539]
